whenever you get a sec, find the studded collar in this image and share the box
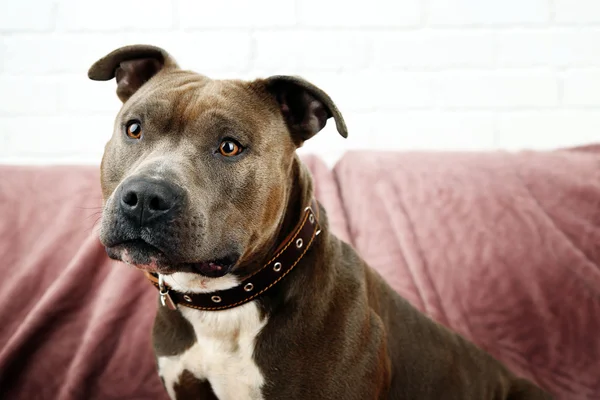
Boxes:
[144,198,321,311]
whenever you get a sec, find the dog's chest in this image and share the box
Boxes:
[158,302,267,400]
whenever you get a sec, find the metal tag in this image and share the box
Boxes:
[158,274,177,310]
[160,291,178,310]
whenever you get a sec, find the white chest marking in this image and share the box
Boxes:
[158,272,267,400]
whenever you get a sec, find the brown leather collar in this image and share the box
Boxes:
[144,199,321,311]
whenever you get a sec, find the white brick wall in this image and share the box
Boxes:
[1,0,600,166]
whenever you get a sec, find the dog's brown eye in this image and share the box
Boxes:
[219,140,243,157]
[126,121,142,139]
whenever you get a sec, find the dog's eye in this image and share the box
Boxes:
[218,139,243,157]
[125,121,142,139]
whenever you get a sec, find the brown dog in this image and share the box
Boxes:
[89,45,553,400]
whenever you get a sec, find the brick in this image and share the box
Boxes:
[299,111,495,158]
[555,0,600,23]
[1,116,113,156]
[435,71,559,108]
[496,29,600,67]
[296,71,435,112]
[354,111,494,149]
[253,31,370,73]
[179,0,295,28]
[1,34,129,74]
[372,31,494,68]
[125,32,252,73]
[58,75,123,113]
[429,0,550,25]
[56,0,173,31]
[0,0,54,31]
[496,111,600,149]
[0,77,60,114]
[297,0,420,27]
[563,69,600,106]
[0,42,4,73]
[0,132,9,157]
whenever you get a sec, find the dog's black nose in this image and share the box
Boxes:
[118,177,183,227]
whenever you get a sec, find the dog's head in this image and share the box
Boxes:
[89,45,346,285]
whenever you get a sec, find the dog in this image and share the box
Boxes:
[89,45,553,400]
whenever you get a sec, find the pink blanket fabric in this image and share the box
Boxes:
[335,148,600,400]
[0,165,165,400]
[0,156,345,400]
[1,150,598,399]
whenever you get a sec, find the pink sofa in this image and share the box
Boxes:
[1,149,599,399]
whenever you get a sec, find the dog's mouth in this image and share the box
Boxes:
[105,239,238,278]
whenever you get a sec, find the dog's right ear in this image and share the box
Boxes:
[88,45,178,103]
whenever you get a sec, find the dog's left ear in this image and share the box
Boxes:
[263,76,348,144]
[88,44,179,103]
